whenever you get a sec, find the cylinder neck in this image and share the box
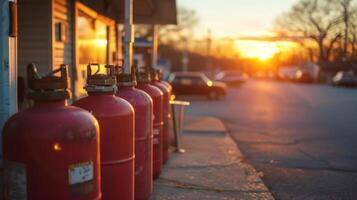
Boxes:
[116,73,137,87]
[117,85,134,89]
[87,91,115,96]
[34,99,66,108]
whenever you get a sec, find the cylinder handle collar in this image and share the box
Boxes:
[115,62,137,86]
[27,63,70,101]
[85,64,117,92]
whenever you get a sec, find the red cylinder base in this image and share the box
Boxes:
[74,93,135,200]
[151,81,171,164]
[116,86,154,200]
[3,100,102,200]
[136,82,164,179]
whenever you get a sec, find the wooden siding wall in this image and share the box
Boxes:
[53,0,73,68]
[53,0,75,98]
[18,0,52,77]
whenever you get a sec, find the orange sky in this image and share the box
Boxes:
[235,35,300,61]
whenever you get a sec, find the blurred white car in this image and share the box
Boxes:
[214,71,248,87]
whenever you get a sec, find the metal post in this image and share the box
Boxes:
[123,0,134,74]
[151,25,158,69]
[171,100,190,153]
[171,103,185,153]
[178,104,185,141]
[0,0,18,162]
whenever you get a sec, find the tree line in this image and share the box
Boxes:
[275,0,357,63]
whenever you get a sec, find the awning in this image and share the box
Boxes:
[78,0,177,25]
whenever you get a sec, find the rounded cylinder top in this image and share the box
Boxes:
[136,72,151,83]
[85,64,117,93]
[116,65,137,86]
[27,63,70,101]
[149,68,159,81]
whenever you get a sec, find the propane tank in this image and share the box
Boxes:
[115,65,153,200]
[73,64,135,200]
[156,69,173,94]
[136,67,164,179]
[150,69,171,164]
[2,64,101,200]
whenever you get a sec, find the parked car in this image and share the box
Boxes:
[214,71,248,86]
[295,69,314,83]
[332,71,356,87]
[168,72,227,99]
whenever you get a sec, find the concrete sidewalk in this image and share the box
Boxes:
[150,117,274,200]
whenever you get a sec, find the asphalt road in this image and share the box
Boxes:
[183,80,357,200]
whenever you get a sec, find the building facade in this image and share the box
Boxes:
[18,0,119,100]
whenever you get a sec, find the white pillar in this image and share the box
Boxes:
[0,0,18,161]
[123,0,134,74]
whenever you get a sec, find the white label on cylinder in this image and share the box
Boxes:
[4,161,27,200]
[153,128,160,136]
[153,128,160,144]
[68,161,93,185]
[153,138,159,144]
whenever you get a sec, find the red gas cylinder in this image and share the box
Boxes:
[150,69,171,164]
[73,64,135,200]
[136,70,163,179]
[157,69,173,94]
[115,69,153,200]
[2,64,101,200]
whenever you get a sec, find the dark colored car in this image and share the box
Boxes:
[214,71,248,87]
[295,70,314,83]
[332,71,356,87]
[168,72,227,99]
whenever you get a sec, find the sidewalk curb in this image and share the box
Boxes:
[183,116,226,134]
[151,116,275,200]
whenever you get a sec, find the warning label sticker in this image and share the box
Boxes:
[153,129,160,144]
[153,128,160,136]
[4,161,27,200]
[69,161,93,185]
[69,161,95,197]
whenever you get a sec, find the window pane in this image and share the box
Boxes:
[77,13,107,65]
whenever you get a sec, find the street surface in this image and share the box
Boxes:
[184,80,357,200]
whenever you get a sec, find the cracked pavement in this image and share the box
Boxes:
[183,80,357,200]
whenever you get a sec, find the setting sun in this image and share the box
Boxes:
[235,40,279,61]
[235,39,299,61]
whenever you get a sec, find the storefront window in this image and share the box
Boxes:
[76,12,109,97]
[77,13,108,65]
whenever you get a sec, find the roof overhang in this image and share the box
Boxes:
[78,0,177,25]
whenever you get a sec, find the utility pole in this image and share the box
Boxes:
[206,29,212,77]
[182,37,189,72]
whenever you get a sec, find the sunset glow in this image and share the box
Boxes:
[235,39,298,61]
[236,40,279,61]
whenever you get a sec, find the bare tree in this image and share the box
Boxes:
[275,0,343,62]
[158,7,199,46]
[338,0,353,59]
[349,7,357,60]
[135,6,199,47]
